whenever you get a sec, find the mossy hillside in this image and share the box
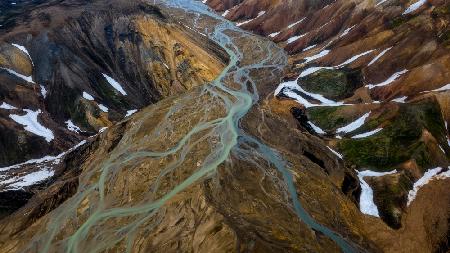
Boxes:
[388,16,408,29]
[353,105,397,134]
[338,99,448,171]
[306,107,340,132]
[47,83,100,132]
[44,84,87,129]
[431,4,450,18]
[299,68,363,100]
[437,29,450,46]
[306,106,369,133]
[91,73,129,111]
[405,99,448,146]
[51,86,96,132]
[388,10,425,30]
[69,99,96,132]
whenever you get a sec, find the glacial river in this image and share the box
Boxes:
[22,1,357,252]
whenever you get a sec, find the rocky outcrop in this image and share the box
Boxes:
[0,0,227,167]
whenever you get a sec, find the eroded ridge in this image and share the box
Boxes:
[4,1,358,252]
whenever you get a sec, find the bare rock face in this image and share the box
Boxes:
[0,0,228,230]
[0,0,227,167]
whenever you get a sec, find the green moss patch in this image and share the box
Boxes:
[338,99,447,171]
[431,4,450,17]
[91,73,129,110]
[306,106,369,133]
[299,68,363,100]
[388,16,409,29]
[69,100,95,131]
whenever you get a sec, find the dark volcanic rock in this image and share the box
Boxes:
[0,190,33,219]
[0,0,227,166]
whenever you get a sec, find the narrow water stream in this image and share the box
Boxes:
[22,1,357,252]
[164,2,357,252]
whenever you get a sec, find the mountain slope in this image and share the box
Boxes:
[206,0,450,251]
[0,0,449,252]
[0,0,227,168]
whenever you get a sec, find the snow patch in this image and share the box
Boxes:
[236,11,265,26]
[66,120,81,133]
[268,31,280,38]
[432,83,450,92]
[339,25,355,38]
[82,92,95,101]
[446,121,450,147]
[125,109,138,117]
[403,0,427,15]
[182,24,207,37]
[288,33,308,44]
[376,0,389,6]
[287,18,306,29]
[273,46,385,109]
[0,140,87,189]
[295,49,374,77]
[296,84,340,105]
[236,19,252,26]
[367,69,408,89]
[336,112,371,133]
[336,50,374,67]
[0,67,34,83]
[0,141,86,172]
[357,169,397,217]
[40,85,47,98]
[303,50,330,64]
[352,128,383,139]
[308,121,326,134]
[327,146,343,159]
[0,102,17,110]
[287,33,307,44]
[318,21,331,30]
[1,156,57,173]
[368,47,392,66]
[98,104,109,113]
[102,73,127,95]
[299,66,334,78]
[407,167,450,206]
[302,44,317,52]
[4,169,54,190]
[9,109,54,142]
[392,96,408,103]
[274,78,343,108]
